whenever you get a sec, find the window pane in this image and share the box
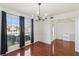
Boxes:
[25,19,31,42]
[7,14,20,47]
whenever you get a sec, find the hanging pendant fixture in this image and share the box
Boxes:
[33,3,53,21]
[35,3,48,21]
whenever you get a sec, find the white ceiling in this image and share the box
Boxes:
[0,3,79,17]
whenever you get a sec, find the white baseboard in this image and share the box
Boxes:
[38,40,51,45]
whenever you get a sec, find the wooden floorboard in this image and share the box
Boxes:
[5,39,78,56]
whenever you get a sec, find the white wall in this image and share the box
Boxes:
[34,21,42,42]
[53,19,75,41]
[38,19,51,44]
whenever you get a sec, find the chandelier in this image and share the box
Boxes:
[35,3,48,21]
[33,3,53,21]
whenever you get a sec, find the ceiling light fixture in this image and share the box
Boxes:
[35,3,48,21]
[32,3,53,21]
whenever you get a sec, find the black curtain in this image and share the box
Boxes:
[1,11,7,54]
[19,16,25,48]
[31,19,34,43]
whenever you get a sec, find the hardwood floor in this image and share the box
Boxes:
[5,39,78,56]
[51,39,75,56]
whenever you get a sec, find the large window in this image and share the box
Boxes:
[25,19,31,42]
[7,14,20,47]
